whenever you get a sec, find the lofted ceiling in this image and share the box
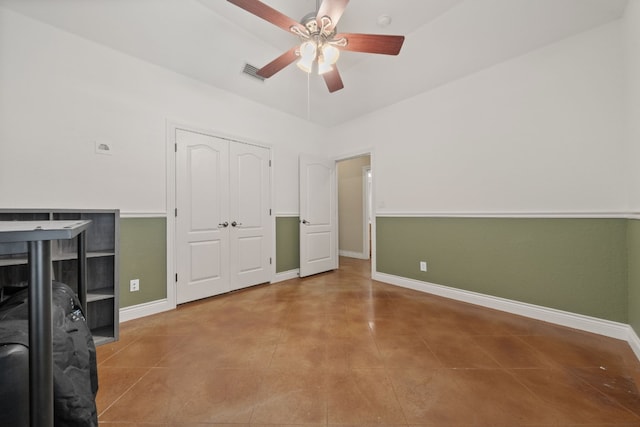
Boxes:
[0,0,629,126]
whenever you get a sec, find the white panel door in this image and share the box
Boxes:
[176,129,230,303]
[229,143,271,290]
[299,154,337,277]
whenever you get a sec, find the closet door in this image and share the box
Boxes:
[176,129,230,303]
[229,143,271,290]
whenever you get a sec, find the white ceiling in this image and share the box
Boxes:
[0,0,629,126]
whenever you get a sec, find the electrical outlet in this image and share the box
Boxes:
[420,261,427,272]
[130,279,140,292]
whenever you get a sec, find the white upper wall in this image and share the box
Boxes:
[0,7,325,215]
[328,20,627,215]
[1,5,634,217]
[625,0,640,213]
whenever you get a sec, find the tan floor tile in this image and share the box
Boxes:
[98,423,169,427]
[171,368,264,423]
[326,335,385,370]
[422,329,501,368]
[327,368,406,425]
[99,367,196,423]
[452,306,542,336]
[388,368,480,425]
[375,334,442,370]
[251,369,327,424]
[569,366,640,417]
[157,336,276,370]
[118,311,201,337]
[269,342,329,370]
[249,425,325,427]
[96,334,142,365]
[99,335,191,368]
[471,335,552,368]
[250,425,325,427]
[96,366,151,415]
[368,318,426,339]
[100,367,264,424]
[511,368,640,424]
[450,369,559,425]
[520,333,636,368]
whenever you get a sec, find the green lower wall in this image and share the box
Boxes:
[119,217,167,308]
[629,219,640,334]
[276,216,299,273]
[377,217,629,323]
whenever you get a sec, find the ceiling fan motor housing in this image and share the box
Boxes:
[299,12,337,41]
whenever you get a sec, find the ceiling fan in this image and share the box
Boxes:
[227,0,405,93]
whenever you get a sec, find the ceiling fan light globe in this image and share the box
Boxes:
[322,44,340,64]
[299,41,317,61]
[297,57,314,73]
[297,40,317,73]
[317,58,333,75]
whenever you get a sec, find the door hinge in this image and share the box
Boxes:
[175,143,177,152]
[175,208,178,217]
[269,209,272,216]
[269,160,272,167]
[175,273,178,282]
[270,257,272,265]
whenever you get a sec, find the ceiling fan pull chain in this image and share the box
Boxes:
[307,71,311,121]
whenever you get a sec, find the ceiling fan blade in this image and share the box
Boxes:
[227,0,305,34]
[335,33,405,55]
[316,0,349,29]
[322,66,344,93]
[257,47,298,78]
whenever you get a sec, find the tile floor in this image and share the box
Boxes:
[97,257,640,426]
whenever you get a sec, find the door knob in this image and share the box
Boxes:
[231,221,242,227]
[218,222,229,228]
[302,219,311,225]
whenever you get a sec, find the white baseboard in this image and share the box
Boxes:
[119,298,174,323]
[628,326,640,361]
[119,270,301,322]
[373,272,631,341]
[339,250,369,260]
[272,269,299,284]
[119,211,167,218]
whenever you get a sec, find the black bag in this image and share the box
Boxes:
[0,282,98,427]
[0,319,30,427]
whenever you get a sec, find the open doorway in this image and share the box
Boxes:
[337,155,372,260]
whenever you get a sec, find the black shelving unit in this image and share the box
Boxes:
[0,209,120,345]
